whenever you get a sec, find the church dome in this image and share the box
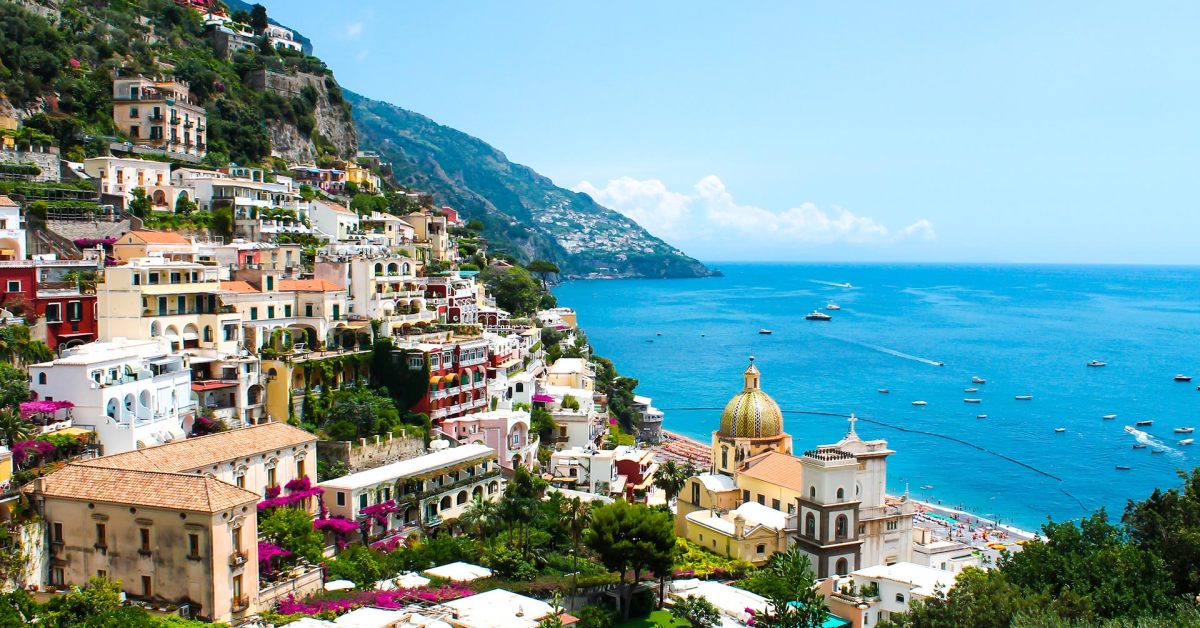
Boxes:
[719,359,784,439]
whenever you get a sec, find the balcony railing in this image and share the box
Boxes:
[229,550,248,568]
[232,595,250,612]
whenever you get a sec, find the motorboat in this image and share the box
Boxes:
[1136,420,1153,426]
[934,361,945,367]
[1174,374,1192,382]
[1152,449,1166,454]
[977,414,988,419]
[758,329,773,335]
[1087,360,1107,367]
[805,311,832,321]
[920,484,934,490]
[1180,438,1195,446]
[971,377,986,384]
[826,303,841,310]
[1124,426,1136,434]
[1115,465,1132,470]
[1175,427,1195,434]
[878,389,889,394]
[1132,444,1147,450]
[912,400,927,406]
[1015,395,1033,401]
[656,332,662,336]
[1054,428,1066,433]
[1102,414,1117,420]
[964,398,982,403]
[964,388,979,393]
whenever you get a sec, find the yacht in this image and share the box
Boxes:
[912,400,927,406]
[1180,439,1195,446]
[1054,428,1066,433]
[1102,414,1117,420]
[1152,449,1166,455]
[878,389,889,394]
[1132,444,1147,450]
[758,329,773,335]
[1175,427,1195,434]
[964,398,982,403]
[1087,360,1107,367]
[934,361,945,367]
[972,377,986,384]
[826,303,841,310]
[1015,395,1033,401]
[1136,420,1153,426]
[1174,374,1192,382]
[977,414,988,419]
[964,387,979,393]
[1115,465,1132,470]
[805,311,832,321]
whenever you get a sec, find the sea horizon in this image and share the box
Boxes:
[555,261,1200,532]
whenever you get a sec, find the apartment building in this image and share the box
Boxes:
[83,157,187,209]
[395,336,490,425]
[111,76,207,159]
[441,409,539,470]
[0,253,105,350]
[0,195,24,260]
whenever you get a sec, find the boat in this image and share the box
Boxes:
[826,303,841,310]
[1152,449,1166,454]
[758,329,773,335]
[1174,374,1192,382]
[1015,395,1033,401]
[934,361,945,367]
[645,339,654,343]
[878,389,889,394]
[1054,427,1066,432]
[1115,465,1132,470]
[805,311,832,321]
[656,332,662,336]
[837,282,852,288]
[977,414,988,419]
[920,484,934,490]
[912,401,927,406]
[1102,414,1117,420]
[1175,427,1195,434]
[964,398,982,403]
[1132,444,1147,449]
[1136,420,1153,426]
[964,387,978,393]
[1180,438,1195,446]
[1087,360,1107,367]
[971,377,986,384]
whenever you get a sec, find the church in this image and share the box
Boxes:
[675,358,915,576]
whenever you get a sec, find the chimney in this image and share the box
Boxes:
[733,513,745,539]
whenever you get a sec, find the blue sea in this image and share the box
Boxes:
[553,263,1200,531]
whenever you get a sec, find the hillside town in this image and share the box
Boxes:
[3,2,1200,628]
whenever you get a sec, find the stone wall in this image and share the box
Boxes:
[317,431,426,473]
[0,145,60,183]
[1,521,45,593]
[258,564,323,611]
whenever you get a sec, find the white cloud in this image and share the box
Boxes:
[344,22,363,38]
[574,175,934,257]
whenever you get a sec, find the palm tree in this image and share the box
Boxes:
[653,459,692,506]
[0,408,33,446]
[460,494,501,548]
[559,497,591,610]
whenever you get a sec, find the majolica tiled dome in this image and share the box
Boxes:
[719,359,784,439]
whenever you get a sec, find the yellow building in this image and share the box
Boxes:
[112,76,207,159]
[112,229,195,262]
[712,358,792,475]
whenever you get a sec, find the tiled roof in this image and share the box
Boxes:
[738,450,804,492]
[220,280,259,293]
[26,464,258,513]
[318,200,356,216]
[123,230,191,244]
[0,195,18,207]
[79,422,317,474]
[279,278,343,292]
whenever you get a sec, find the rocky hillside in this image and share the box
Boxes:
[246,69,355,164]
[349,91,713,279]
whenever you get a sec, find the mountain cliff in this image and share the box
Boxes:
[348,91,714,279]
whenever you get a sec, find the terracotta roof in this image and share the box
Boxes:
[79,422,317,474]
[0,195,18,207]
[738,451,804,493]
[318,200,356,216]
[26,464,258,513]
[220,280,259,293]
[279,278,343,292]
[123,230,190,244]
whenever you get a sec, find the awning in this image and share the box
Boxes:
[182,331,199,341]
[55,332,94,338]
[429,374,445,385]
[337,321,370,331]
[162,333,180,342]
[186,355,217,364]
[192,380,238,391]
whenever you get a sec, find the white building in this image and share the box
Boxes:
[310,199,359,242]
[441,409,539,470]
[312,253,432,337]
[820,562,958,628]
[669,579,768,628]
[911,526,981,574]
[541,383,606,449]
[83,157,180,208]
[631,395,664,444]
[0,195,26,260]
[548,446,625,497]
[29,339,193,454]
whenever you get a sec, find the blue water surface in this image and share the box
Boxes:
[553,263,1200,531]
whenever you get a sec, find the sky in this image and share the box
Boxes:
[264,2,1200,264]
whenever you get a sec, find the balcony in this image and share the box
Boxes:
[229,550,248,568]
[183,120,194,129]
[169,116,181,125]
[149,113,164,122]
[232,595,250,612]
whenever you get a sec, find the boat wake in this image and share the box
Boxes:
[809,280,855,289]
[1125,427,1183,458]
[822,335,943,366]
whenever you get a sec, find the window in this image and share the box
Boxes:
[756,544,766,554]
[835,558,849,576]
[188,533,200,558]
[141,575,152,598]
[332,304,340,320]
[52,522,63,543]
[130,125,139,138]
[250,307,258,321]
[95,523,107,547]
[772,499,780,510]
[886,520,898,531]
[691,483,700,505]
[45,303,62,323]
[305,304,313,317]
[67,301,82,321]
[267,306,275,319]
[296,459,306,479]
[805,513,816,537]
[231,526,242,552]
[757,494,765,505]
[96,569,107,579]
[836,487,845,501]
[267,467,277,488]
[266,276,274,291]
[233,574,243,601]
[139,528,151,553]
[224,325,237,341]
[359,493,367,509]
[742,489,750,502]
[896,593,906,603]
[204,326,213,342]
[337,492,346,506]
[37,373,47,385]
[52,568,64,586]
[5,280,18,292]
[835,515,849,539]
[284,304,292,317]
[809,486,816,499]
[235,474,245,489]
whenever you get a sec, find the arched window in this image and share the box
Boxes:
[456,491,468,505]
[150,320,161,337]
[204,325,213,342]
[835,558,849,576]
[37,372,46,385]
[835,514,849,539]
[374,263,383,275]
[809,486,816,499]
[805,513,816,537]
[895,593,906,603]
[440,496,452,510]
[721,446,729,469]
[488,481,499,494]
[836,487,845,501]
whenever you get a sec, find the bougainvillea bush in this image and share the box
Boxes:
[276,583,473,616]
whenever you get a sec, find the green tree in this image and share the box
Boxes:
[672,595,721,628]
[258,507,324,564]
[211,207,234,239]
[741,547,828,628]
[482,266,543,315]
[0,362,30,408]
[560,496,592,601]
[250,4,269,32]
[652,460,694,506]
[0,409,32,450]
[575,605,614,628]
[1124,468,1200,597]
[460,494,502,547]
[128,188,152,218]
[584,501,676,621]
[174,195,197,215]
[326,544,385,587]
[526,259,560,289]
[531,407,558,441]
